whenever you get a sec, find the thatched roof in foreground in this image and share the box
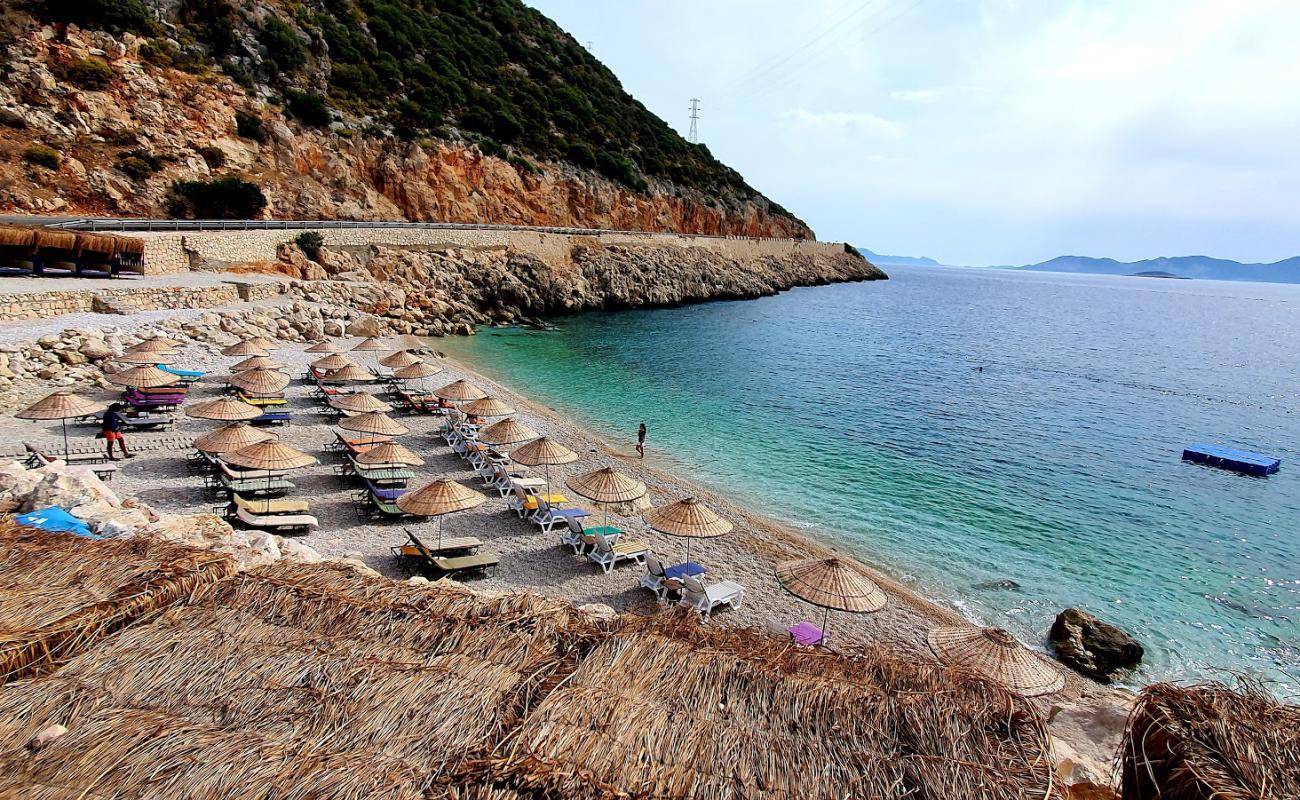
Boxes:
[1120,681,1300,800]
[493,615,1064,800]
[0,562,599,798]
[0,521,233,683]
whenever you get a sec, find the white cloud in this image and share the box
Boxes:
[889,89,941,103]
[781,109,904,140]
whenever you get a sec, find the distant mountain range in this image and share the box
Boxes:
[859,248,940,267]
[1017,255,1300,283]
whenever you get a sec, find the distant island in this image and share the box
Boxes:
[1130,271,1189,279]
[1018,255,1300,284]
[858,247,941,268]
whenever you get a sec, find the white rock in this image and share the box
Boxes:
[277,538,323,564]
[24,466,120,513]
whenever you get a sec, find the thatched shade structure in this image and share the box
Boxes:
[129,336,181,351]
[1119,682,1300,800]
[927,626,1064,697]
[435,379,487,402]
[16,392,107,458]
[566,467,646,504]
[393,362,442,382]
[230,355,283,372]
[0,521,233,683]
[323,364,376,383]
[397,478,487,548]
[193,424,274,454]
[186,397,263,422]
[33,228,77,250]
[480,418,539,447]
[228,368,289,395]
[512,436,578,497]
[644,497,732,562]
[305,340,343,353]
[379,350,421,368]
[104,365,176,388]
[776,556,887,645]
[462,396,515,419]
[351,336,388,352]
[331,392,393,414]
[247,336,280,350]
[225,441,317,471]
[355,441,425,467]
[74,231,116,254]
[221,341,269,357]
[115,235,146,257]
[311,353,355,372]
[338,411,409,438]
[0,224,36,247]
[116,350,177,365]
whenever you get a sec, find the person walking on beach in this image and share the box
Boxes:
[101,402,132,460]
[636,422,647,459]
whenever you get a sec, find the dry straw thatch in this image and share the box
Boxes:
[0,562,599,798]
[380,350,422,368]
[74,231,117,255]
[0,224,36,247]
[32,228,77,251]
[0,520,233,683]
[493,614,1064,800]
[1119,681,1300,800]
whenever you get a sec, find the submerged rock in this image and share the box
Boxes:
[975,579,1022,591]
[1050,608,1144,682]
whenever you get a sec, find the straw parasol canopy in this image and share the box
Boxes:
[927,626,1066,697]
[338,411,409,437]
[776,556,888,645]
[228,368,289,395]
[186,397,263,422]
[247,336,280,350]
[324,364,376,383]
[480,417,539,447]
[567,467,647,504]
[225,440,317,471]
[104,365,176,388]
[396,478,487,548]
[125,338,175,354]
[17,392,108,457]
[379,350,421,368]
[461,396,515,419]
[221,341,269,357]
[435,379,487,402]
[305,340,343,353]
[138,336,182,349]
[230,355,282,373]
[512,435,578,497]
[116,350,177,365]
[351,337,387,352]
[645,496,732,562]
[355,441,425,466]
[393,362,442,381]
[311,353,355,372]
[193,424,275,454]
[330,392,392,414]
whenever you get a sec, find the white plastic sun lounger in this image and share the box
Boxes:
[679,575,745,621]
[235,505,318,534]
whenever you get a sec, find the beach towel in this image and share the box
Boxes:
[15,506,98,539]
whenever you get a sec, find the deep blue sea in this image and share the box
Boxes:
[442,265,1300,687]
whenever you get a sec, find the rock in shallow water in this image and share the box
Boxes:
[1050,607,1144,682]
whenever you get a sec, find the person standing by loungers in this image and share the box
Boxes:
[636,422,647,459]
[102,402,133,460]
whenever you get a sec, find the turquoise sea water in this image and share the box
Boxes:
[441,265,1300,687]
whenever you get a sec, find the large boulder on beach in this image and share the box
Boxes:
[23,466,120,513]
[1050,608,1143,682]
[0,459,41,503]
[345,314,384,337]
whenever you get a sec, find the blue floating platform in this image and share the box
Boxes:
[1182,444,1280,476]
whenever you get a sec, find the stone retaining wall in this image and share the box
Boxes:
[226,280,285,302]
[0,283,246,320]
[133,228,848,273]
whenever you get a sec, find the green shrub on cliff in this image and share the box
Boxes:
[61,58,114,90]
[22,145,60,170]
[37,0,156,35]
[168,177,267,219]
[295,231,324,260]
[285,90,332,128]
[235,112,267,143]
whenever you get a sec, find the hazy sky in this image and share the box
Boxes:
[527,0,1299,265]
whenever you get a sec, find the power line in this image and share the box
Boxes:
[731,0,885,91]
[688,98,701,143]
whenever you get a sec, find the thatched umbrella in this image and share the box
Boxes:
[16,392,107,458]
[247,336,280,351]
[193,424,274,455]
[331,392,392,414]
[0,224,37,247]
[338,411,409,445]
[396,478,486,549]
[225,440,316,495]
[480,417,539,447]
[324,364,376,383]
[116,350,177,365]
[927,627,1065,697]
[462,396,515,419]
[221,341,268,358]
[305,340,342,353]
[105,365,176,388]
[776,556,888,645]
[644,497,733,563]
[435,379,487,403]
[392,361,442,390]
[511,436,577,497]
[351,336,387,352]
[230,355,283,373]
[186,397,262,422]
[228,368,289,396]
[567,466,646,532]
[311,353,355,372]
[355,441,424,467]
[127,337,180,352]
[379,350,421,369]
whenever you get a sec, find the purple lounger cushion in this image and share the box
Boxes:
[789,621,825,646]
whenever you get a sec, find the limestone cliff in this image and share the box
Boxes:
[0,12,808,238]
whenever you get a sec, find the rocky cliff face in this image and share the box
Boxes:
[0,17,808,238]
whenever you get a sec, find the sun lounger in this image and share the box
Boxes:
[230,493,311,516]
[78,410,174,430]
[365,480,406,502]
[219,474,294,497]
[532,497,589,533]
[390,530,484,574]
[159,365,204,382]
[368,493,409,519]
[236,391,287,407]
[217,460,289,482]
[788,621,826,647]
[25,444,118,481]
[251,410,292,426]
[124,390,185,410]
[350,462,415,485]
[679,575,745,621]
[234,505,318,534]
[134,384,188,395]
[587,532,649,574]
